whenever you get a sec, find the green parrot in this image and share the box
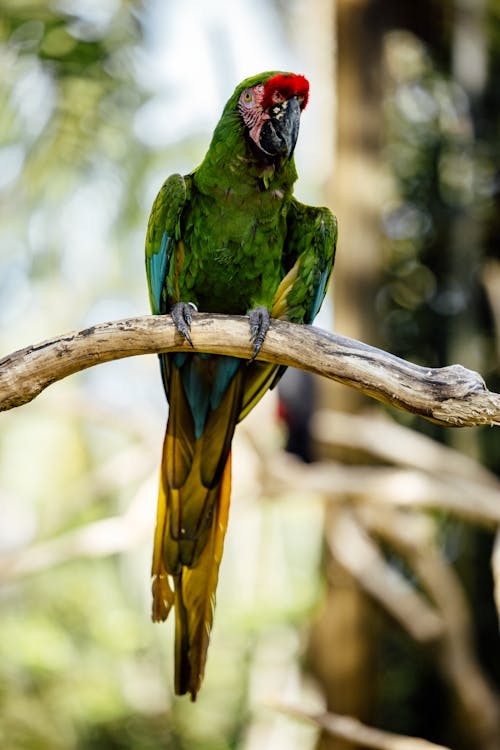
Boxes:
[145,71,337,700]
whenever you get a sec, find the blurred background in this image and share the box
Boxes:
[1,1,500,748]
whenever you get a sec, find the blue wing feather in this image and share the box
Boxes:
[308,264,331,323]
[145,173,187,316]
[149,231,169,314]
[176,354,241,440]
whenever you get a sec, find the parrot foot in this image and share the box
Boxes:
[171,302,197,346]
[248,306,270,360]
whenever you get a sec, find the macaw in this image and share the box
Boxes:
[145,71,337,700]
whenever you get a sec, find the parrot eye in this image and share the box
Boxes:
[241,89,253,107]
[238,85,265,130]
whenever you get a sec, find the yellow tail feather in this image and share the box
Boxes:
[151,471,174,622]
[151,450,232,700]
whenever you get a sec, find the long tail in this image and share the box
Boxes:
[151,437,232,700]
[150,353,281,699]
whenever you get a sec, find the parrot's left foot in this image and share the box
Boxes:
[248,306,270,360]
[171,302,197,346]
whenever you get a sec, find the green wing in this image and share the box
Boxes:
[272,198,337,325]
[238,200,337,421]
[145,173,188,315]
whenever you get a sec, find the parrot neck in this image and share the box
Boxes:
[194,112,298,197]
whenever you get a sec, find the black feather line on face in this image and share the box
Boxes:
[236,82,302,166]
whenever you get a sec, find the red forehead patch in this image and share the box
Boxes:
[262,73,310,110]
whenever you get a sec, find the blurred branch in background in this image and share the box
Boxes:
[256,408,500,750]
[0,475,154,581]
[272,703,451,750]
[7,404,498,581]
[3,405,500,747]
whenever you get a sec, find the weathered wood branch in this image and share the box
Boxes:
[0,313,499,426]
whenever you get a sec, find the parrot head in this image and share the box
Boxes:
[234,71,309,161]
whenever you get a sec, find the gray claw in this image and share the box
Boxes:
[171,302,197,346]
[248,306,270,360]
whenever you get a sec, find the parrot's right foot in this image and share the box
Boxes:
[248,306,270,360]
[171,302,197,346]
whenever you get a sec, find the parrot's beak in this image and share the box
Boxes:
[259,96,301,159]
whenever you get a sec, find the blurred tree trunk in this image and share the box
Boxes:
[307,3,455,750]
[308,2,385,748]
[446,4,500,748]
[283,2,500,747]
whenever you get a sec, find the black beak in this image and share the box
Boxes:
[258,96,301,160]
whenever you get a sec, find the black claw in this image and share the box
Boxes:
[248,306,270,360]
[171,302,197,347]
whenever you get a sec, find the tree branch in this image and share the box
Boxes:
[1,313,499,426]
[269,703,451,750]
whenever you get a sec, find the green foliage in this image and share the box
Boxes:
[374,27,500,747]
[378,32,497,374]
